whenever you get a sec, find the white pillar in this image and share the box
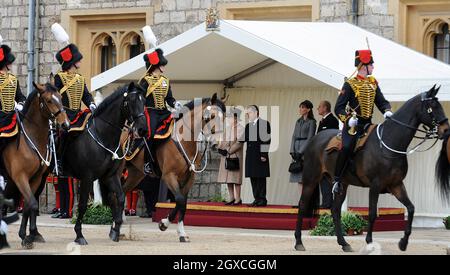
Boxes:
[341,196,348,212]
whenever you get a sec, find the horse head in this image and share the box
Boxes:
[419,85,449,139]
[201,93,226,144]
[124,82,148,138]
[32,82,70,131]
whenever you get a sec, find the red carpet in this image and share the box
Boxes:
[154,202,406,231]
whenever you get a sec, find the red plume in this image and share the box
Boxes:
[0,48,4,62]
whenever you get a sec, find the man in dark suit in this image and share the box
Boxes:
[317,101,339,208]
[230,105,271,207]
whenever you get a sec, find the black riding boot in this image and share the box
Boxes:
[55,132,67,176]
[143,140,154,175]
[332,150,349,195]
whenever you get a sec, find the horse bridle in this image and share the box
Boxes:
[122,90,146,125]
[377,92,448,156]
[37,90,66,120]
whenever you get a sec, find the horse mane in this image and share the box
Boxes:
[92,85,127,117]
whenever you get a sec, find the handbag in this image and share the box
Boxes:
[225,156,240,171]
[288,159,303,173]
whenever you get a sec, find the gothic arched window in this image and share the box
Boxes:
[434,23,450,64]
[101,36,117,73]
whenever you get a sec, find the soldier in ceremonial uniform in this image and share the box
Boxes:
[139,26,182,174]
[0,39,26,143]
[332,49,393,194]
[51,24,96,218]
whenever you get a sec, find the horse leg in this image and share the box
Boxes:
[176,176,194,243]
[74,180,92,245]
[159,174,181,233]
[365,185,380,244]
[331,184,352,252]
[294,182,317,251]
[391,183,414,251]
[104,176,125,242]
[14,178,37,249]
[28,175,47,243]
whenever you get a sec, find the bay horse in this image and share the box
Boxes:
[39,82,148,245]
[2,82,70,249]
[295,85,449,252]
[122,93,225,242]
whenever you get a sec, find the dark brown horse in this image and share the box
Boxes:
[295,85,449,252]
[2,82,69,249]
[435,126,450,204]
[122,93,225,242]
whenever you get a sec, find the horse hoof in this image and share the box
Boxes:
[109,229,120,242]
[159,222,168,231]
[294,243,305,251]
[33,234,46,243]
[342,245,353,252]
[21,238,34,250]
[75,237,88,246]
[179,236,190,243]
[398,238,408,251]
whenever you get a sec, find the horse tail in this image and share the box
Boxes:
[435,133,450,204]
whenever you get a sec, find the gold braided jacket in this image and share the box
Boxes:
[346,76,378,120]
[0,73,18,113]
[57,72,86,111]
[143,75,170,110]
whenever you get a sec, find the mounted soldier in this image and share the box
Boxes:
[0,35,26,147]
[51,23,96,219]
[0,35,25,244]
[332,48,393,194]
[138,25,182,174]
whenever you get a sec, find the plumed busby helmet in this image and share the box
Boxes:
[143,48,168,70]
[355,50,374,67]
[141,25,167,70]
[55,44,83,71]
[0,35,15,69]
[51,23,83,71]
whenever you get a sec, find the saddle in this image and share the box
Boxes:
[325,124,377,153]
[67,109,91,133]
[124,119,174,161]
[0,113,18,138]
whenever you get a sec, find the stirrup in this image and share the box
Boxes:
[332,180,343,195]
[144,162,153,175]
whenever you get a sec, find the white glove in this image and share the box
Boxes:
[0,220,7,235]
[348,117,358,128]
[174,101,182,110]
[384,111,393,119]
[89,103,97,112]
[15,102,23,112]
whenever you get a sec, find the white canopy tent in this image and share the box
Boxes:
[92,20,450,227]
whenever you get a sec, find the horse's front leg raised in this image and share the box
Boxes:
[74,180,92,245]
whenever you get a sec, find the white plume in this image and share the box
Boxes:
[0,34,3,46]
[142,25,157,48]
[51,23,69,44]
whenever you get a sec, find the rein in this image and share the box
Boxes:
[86,91,143,160]
[376,94,445,156]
